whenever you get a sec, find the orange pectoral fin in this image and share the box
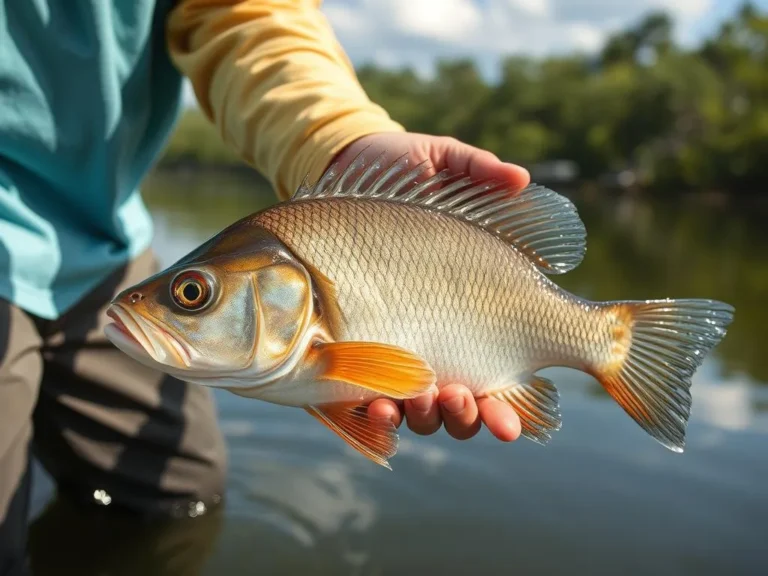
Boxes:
[306,404,398,469]
[312,341,436,400]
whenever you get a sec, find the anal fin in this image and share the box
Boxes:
[306,404,398,469]
[490,376,562,445]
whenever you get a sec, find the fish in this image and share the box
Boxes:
[104,150,735,469]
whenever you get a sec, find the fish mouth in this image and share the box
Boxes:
[105,304,192,370]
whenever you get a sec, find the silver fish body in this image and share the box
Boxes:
[104,152,735,466]
[254,197,605,396]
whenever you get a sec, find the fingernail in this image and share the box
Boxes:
[441,395,465,414]
[411,394,433,413]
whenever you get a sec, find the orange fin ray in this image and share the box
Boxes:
[313,341,435,400]
[594,299,734,452]
[490,376,562,446]
[306,404,398,469]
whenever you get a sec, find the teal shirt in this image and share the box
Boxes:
[0,0,183,319]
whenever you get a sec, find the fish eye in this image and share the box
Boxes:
[171,271,213,311]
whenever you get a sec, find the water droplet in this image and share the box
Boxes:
[188,501,206,518]
[93,489,112,506]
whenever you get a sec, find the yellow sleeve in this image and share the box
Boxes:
[166,0,405,201]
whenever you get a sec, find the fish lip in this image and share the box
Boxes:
[106,304,153,355]
[106,307,137,343]
[105,303,192,369]
[142,314,195,368]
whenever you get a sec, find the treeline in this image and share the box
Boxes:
[158,5,767,193]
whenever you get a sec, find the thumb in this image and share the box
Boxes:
[432,137,531,192]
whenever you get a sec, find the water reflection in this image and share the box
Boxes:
[28,492,224,575]
[26,171,767,576]
[557,192,768,385]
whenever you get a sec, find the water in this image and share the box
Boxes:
[30,172,768,575]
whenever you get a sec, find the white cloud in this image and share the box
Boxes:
[389,0,482,40]
[567,22,605,52]
[321,0,730,78]
[508,0,552,18]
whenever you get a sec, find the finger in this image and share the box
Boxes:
[477,397,521,442]
[438,384,481,440]
[404,389,442,436]
[367,398,403,428]
[433,137,531,192]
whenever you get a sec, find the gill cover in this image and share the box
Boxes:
[249,257,315,381]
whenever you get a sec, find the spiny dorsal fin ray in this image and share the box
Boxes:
[292,152,586,275]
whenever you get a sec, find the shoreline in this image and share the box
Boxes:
[148,164,768,208]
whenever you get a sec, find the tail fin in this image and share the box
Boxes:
[594,299,734,452]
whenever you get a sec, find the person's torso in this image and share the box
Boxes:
[0,0,184,319]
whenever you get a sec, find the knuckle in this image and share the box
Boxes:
[405,411,442,436]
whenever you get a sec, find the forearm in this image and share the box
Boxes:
[166,0,404,200]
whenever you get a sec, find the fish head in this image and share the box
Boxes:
[104,223,316,387]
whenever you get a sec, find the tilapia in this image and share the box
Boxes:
[104,151,735,468]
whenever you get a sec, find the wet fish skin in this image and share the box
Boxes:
[253,197,599,395]
[104,153,735,468]
[252,194,732,452]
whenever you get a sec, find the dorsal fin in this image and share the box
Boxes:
[292,151,586,275]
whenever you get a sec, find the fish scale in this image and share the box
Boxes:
[254,197,598,394]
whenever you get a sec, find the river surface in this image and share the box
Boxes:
[29,172,768,575]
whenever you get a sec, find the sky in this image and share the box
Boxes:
[182,0,765,105]
[322,0,765,77]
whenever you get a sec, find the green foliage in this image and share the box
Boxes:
[157,5,767,193]
[161,109,241,166]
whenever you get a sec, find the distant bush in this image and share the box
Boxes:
[159,109,242,167]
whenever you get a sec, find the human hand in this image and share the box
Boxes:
[331,131,530,443]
